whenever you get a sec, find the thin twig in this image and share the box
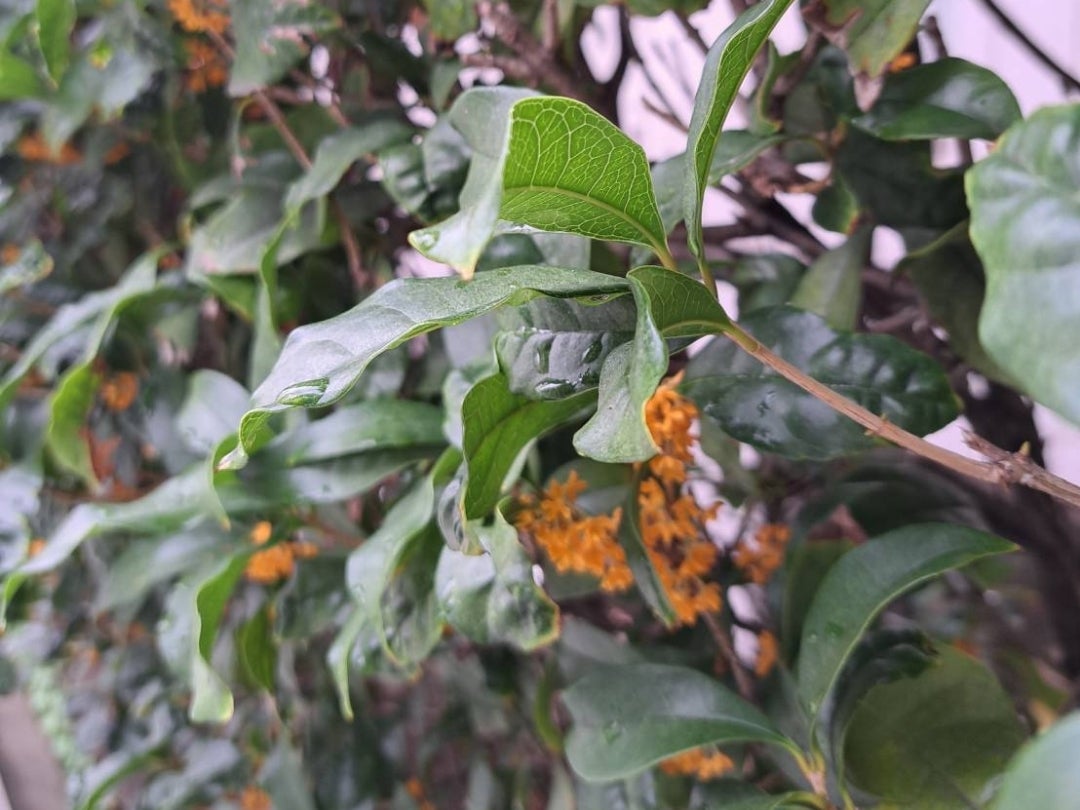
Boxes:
[675,12,709,55]
[722,321,1080,511]
[703,613,755,701]
[976,0,1080,92]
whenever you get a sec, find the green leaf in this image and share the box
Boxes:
[224,266,628,466]
[789,226,869,331]
[574,266,732,463]
[995,712,1080,810]
[0,240,52,294]
[185,155,327,277]
[424,0,476,40]
[620,473,676,626]
[228,0,339,96]
[812,176,860,235]
[284,122,413,213]
[684,0,796,264]
[36,0,74,82]
[177,371,252,456]
[410,90,669,277]
[334,479,438,715]
[190,553,249,722]
[494,296,636,401]
[820,0,930,78]
[652,131,783,234]
[692,782,813,809]
[843,647,1026,808]
[781,539,852,662]
[0,50,45,101]
[795,523,1014,718]
[563,662,795,781]
[836,129,966,233]
[731,253,805,314]
[259,740,316,810]
[237,607,276,692]
[572,281,665,463]
[683,306,959,460]
[0,251,158,421]
[45,364,100,485]
[435,509,559,649]
[854,58,1020,141]
[96,527,234,612]
[462,372,595,520]
[899,223,1012,383]
[966,104,1080,425]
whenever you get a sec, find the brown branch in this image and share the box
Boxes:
[703,613,756,702]
[722,321,1080,511]
[475,2,589,103]
[976,0,1080,93]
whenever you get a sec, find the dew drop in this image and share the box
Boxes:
[580,336,605,364]
[602,721,624,744]
[533,338,553,373]
[277,378,329,406]
[534,379,575,399]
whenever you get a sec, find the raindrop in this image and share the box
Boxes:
[602,721,623,744]
[277,378,329,406]
[534,379,575,399]
[533,338,553,373]
[580,336,605,364]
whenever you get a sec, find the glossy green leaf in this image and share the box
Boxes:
[796,523,1014,718]
[836,129,966,232]
[899,223,1012,383]
[36,0,74,82]
[563,662,795,781]
[812,176,860,235]
[284,121,413,213]
[843,647,1026,808]
[781,539,851,662]
[189,553,248,722]
[410,90,669,277]
[225,266,628,466]
[731,253,805,314]
[967,104,1080,424]
[995,712,1080,810]
[683,306,958,459]
[425,0,476,40]
[684,0,795,263]
[820,0,930,78]
[462,372,594,520]
[494,296,636,401]
[854,58,1020,141]
[790,226,869,331]
[228,0,339,96]
[435,509,559,649]
[692,781,814,809]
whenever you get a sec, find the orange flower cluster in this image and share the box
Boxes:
[640,380,722,625]
[732,523,790,585]
[238,786,271,810]
[515,471,632,591]
[244,521,318,584]
[659,747,735,780]
[183,39,228,92]
[17,132,81,165]
[168,0,229,34]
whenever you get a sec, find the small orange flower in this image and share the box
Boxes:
[28,538,46,558]
[168,0,229,34]
[659,747,735,780]
[100,372,139,412]
[1,243,20,264]
[404,778,436,810]
[239,786,271,810]
[182,39,228,92]
[17,132,81,165]
[755,630,779,677]
[732,523,790,586]
[103,141,131,165]
[888,52,918,73]
[244,522,318,584]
